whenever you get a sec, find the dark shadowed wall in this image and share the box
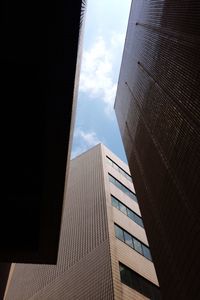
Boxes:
[115,1,200,299]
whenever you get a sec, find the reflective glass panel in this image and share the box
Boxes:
[119,202,127,215]
[124,231,133,248]
[133,238,142,254]
[114,225,124,242]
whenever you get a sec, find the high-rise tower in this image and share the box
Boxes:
[115,1,200,299]
[5,144,160,299]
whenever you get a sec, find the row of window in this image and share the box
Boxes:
[106,156,132,182]
[119,263,161,299]
[108,174,138,203]
[114,224,152,261]
[111,195,144,228]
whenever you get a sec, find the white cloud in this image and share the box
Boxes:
[71,128,101,159]
[77,129,100,146]
[80,33,125,116]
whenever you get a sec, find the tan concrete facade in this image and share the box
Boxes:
[101,145,159,300]
[5,144,159,299]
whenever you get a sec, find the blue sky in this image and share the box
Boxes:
[72,0,131,162]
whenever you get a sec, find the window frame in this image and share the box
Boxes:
[124,231,134,248]
[108,174,137,203]
[119,262,161,299]
[114,224,124,242]
[111,195,144,228]
[106,156,132,182]
[118,202,127,215]
[114,224,152,261]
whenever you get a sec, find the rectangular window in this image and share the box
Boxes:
[119,202,127,215]
[124,231,133,248]
[131,193,138,203]
[114,225,124,242]
[119,263,161,299]
[142,244,152,261]
[133,213,144,228]
[114,224,152,261]
[127,209,135,221]
[119,263,135,289]
[133,238,142,255]
[106,156,132,182]
[111,195,144,228]
[108,174,137,203]
[111,196,119,209]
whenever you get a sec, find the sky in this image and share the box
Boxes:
[71,0,132,162]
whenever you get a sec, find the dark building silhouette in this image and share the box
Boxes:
[115,1,200,299]
[0,0,85,264]
[0,0,86,298]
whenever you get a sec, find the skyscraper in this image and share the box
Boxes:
[115,1,200,299]
[5,144,160,299]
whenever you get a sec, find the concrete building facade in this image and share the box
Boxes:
[5,144,160,299]
[115,1,200,299]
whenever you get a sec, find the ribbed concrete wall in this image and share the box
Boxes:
[5,145,114,300]
[115,1,200,299]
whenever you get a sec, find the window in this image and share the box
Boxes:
[106,156,132,182]
[124,231,133,248]
[111,196,119,209]
[111,195,144,228]
[119,202,127,215]
[114,224,152,261]
[114,225,124,242]
[127,209,136,221]
[130,193,138,203]
[133,214,144,228]
[119,263,161,299]
[133,238,142,254]
[142,245,152,261]
[109,174,137,203]
[119,263,135,289]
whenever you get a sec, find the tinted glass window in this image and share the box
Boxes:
[119,202,127,215]
[127,209,135,221]
[111,195,143,228]
[109,175,115,185]
[111,196,119,209]
[133,238,142,254]
[134,214,144,228]
[115,224,152,261]
[119,263,161,299]
[108,174,137,203]
[131,193,138,202]
[124,232,133,248]
[114,225,124,242]
[119,264,136,289]
[142,245,152,261]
